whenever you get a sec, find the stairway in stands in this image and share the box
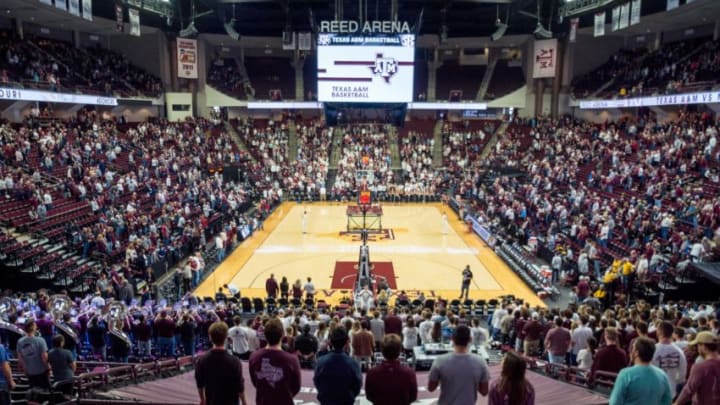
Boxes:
[432,119,444,167]
[287,120,298,164]
[479,121,509,160]
[224,121,256,163]
[387,126,401,170]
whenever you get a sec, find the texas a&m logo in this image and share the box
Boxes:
[370,53,398,83]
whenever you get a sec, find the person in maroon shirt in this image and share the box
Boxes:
[514,310,527,352]
[523,313,544,356]
[133,315,152,358]
[384,308,403,337]
[674,331,720,405]
[35,312,54,348]
[265,274,279,299]
[249,318,301,405]
[590,327,628,384]
[154,311,176,357]
[365,333,418,405]
[545,317,572,365]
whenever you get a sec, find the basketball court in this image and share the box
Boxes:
[195,202,544,307]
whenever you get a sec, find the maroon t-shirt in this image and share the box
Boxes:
[591,344,628,377]
[134,322,152,341]
[384,316,402,336]
[248,348,301,405]
[523,320,543,341]
[365,360,418,405]
[155,317,176,338]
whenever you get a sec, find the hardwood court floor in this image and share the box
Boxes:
[195,202,545,307]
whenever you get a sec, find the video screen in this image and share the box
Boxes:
[317,33,415,103]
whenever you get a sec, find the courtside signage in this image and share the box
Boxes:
[0,87,117,106]
[578,90,720,109]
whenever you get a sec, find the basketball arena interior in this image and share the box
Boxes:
[0,0,719,404]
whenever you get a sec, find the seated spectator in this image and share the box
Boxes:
[365,334,418,405]
[488,351,535,405]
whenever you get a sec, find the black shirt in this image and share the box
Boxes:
[195,349,244,405]
[294,334,319,355]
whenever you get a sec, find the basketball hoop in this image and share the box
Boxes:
[358,190,372,211]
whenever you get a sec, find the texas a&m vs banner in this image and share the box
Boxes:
[177,38,198,79]
[532,39,557,79]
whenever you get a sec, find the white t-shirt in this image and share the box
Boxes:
[228,325,253,354]
[402,326,419,350]
[571,326,594,355]
[419,320,434,344]
[576,349,593,370]
[652,342,687,388]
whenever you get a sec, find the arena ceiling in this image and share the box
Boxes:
[2,0,716,40]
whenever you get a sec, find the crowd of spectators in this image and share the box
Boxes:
[398,130,439,198]
[572,37,720,99]
[332,124,395,199]
[453,112,719,308]
[290,120,331,200]
[207,58,254,100]
[0,30,161,97]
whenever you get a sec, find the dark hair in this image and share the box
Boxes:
[633,336,656,362]
[586,336,598,356]
[499,352,533,405]
[381,334,402,361]
[636,321,649,335]
[330,326,348,349]
[452,325,471,347]
[53,334,65,348]
[208,321,229,346]
[234,316,242,326]
[264,319,284,346]
[658,321,674,339]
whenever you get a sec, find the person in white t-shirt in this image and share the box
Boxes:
[419,311,434,345]
[576,336,597,372]
[571,315,594,365]
[227,316,255,360]
[402,318,420,357]
[652,321,687,395]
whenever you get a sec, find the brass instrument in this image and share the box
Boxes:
[48,294,79,344]
[0,297,25,337]
[106,300,132,347]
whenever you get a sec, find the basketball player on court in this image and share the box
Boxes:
[460,265,473,300]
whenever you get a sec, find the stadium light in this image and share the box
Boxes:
[179,20,198,38]
[534,21,552,38]
[224,19,239,40]
[491,20,508,41]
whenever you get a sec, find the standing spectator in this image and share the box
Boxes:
[365,334,418,405]
[265,274,278,299]
[577,337,598,371]
[551,251,563,284]
[215,233,225,263]
[154,310,176,357]
[133,315,152,358]
[0,342,16,405]
[488,351,535,405]
[591,327,628,383]
[179,314,197,356]
[304,277,316,300]
[523,313,543,356]
[47,335,76,392]
[292,279,303,300]
[402,318,420,358]
[87,317,107,360]
[195,321,247,405]
[609,337,672,405]
[17,320,50,389]
[545,317,572,365]
[295,325,319,368]
[385,308,403,337]
[279,276,289,300]
[313,327,362,405]
[428,325,490,404]
[249,319,301,405]
[351,321,375,363]
[652,321,687,396]
[673,331,720,405]
[370,311,385,350]
[228,316,253,361]
[571,315,593,366]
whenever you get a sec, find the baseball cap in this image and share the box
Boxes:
[689,331,719,346]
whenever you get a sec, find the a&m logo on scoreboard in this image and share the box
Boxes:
[370,53,398,83]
